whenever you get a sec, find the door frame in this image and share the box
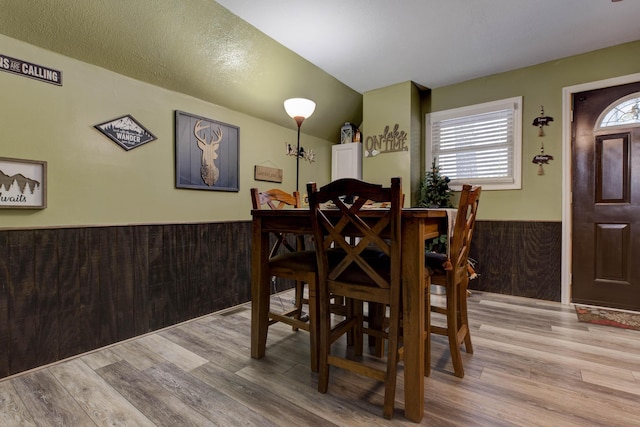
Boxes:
[561,72,640,304]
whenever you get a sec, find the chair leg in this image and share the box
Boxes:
[346,297,355,347]
[383,297,401,419]
[459,279,473,354]
[367,302,386,357]
[353,299,364,356]
[446,282,464,378]
[307,278,319,373]
[424,286,432,377]
[317,285,331,394]
[292,280,305,331]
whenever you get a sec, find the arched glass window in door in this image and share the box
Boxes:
[597,92,640,129]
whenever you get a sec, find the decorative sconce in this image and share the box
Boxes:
[285,142,315,163]
[284,97,316,192]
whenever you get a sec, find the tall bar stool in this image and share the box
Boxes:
[425,184,481,377]
[251,187,319,372]
[308,177,404,419]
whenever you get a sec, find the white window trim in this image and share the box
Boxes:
[425,96,522,191]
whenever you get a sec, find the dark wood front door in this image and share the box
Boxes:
[572,81,640,311]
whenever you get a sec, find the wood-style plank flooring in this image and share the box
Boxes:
[1,290,639,426]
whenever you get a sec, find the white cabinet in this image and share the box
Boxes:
[331,143,362,181]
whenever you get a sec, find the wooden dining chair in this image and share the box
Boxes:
[425,184,481,378]
[307,177,403,419]
[250,187,319,371]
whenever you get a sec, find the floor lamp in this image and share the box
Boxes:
[284,98,316,192]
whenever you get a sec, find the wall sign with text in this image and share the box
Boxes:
[0,53,62,86]
[94,115,157,151]
[0,157,47,209]
[254,165,283,183]
[364,124,409,157]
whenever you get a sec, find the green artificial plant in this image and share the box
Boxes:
[418,158,453,253]
[418,158,453,209]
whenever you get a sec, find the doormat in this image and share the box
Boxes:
[574,305,640,331]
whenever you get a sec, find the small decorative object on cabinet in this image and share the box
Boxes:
[340,122,358,144]
[331,142,362,180]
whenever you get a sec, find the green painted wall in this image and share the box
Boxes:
[362,81,419,204]
[425,40,640,221]
[3,24,638,228]
[0,35,331,228]
[0,0,362,142]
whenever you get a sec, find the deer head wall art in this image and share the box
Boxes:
[194,120,221,186]
[175,111,240,192]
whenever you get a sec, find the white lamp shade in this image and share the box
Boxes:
[284,98,316,119]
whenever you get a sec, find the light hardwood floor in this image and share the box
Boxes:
[1,290,639,426]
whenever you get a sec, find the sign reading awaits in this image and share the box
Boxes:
[0,53,62,86]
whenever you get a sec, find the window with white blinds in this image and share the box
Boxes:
[426,97,522,190]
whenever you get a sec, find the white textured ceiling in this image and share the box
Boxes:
[216,0,640,93]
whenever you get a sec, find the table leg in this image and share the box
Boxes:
[402,218,426,423]
[251,218,270,359]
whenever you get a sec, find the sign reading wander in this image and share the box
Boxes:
[94,115,157,151]
[0,53,62,86]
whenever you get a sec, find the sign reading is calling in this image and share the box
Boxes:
[0,53,62,86]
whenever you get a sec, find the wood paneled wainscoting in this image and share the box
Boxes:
[0,222,253,379]
[0,220,561,379]
[470,221,562,301]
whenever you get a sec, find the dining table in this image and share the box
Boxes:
[250,206,447,422]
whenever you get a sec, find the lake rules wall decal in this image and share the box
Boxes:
[364,124,409,157]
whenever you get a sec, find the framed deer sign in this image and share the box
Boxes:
[175,110,240,192]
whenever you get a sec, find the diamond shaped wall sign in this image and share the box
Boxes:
[94,114,157,151]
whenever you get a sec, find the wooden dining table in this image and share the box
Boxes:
[250,207,447,422]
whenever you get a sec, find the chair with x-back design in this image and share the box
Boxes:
[307,177,403,419]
